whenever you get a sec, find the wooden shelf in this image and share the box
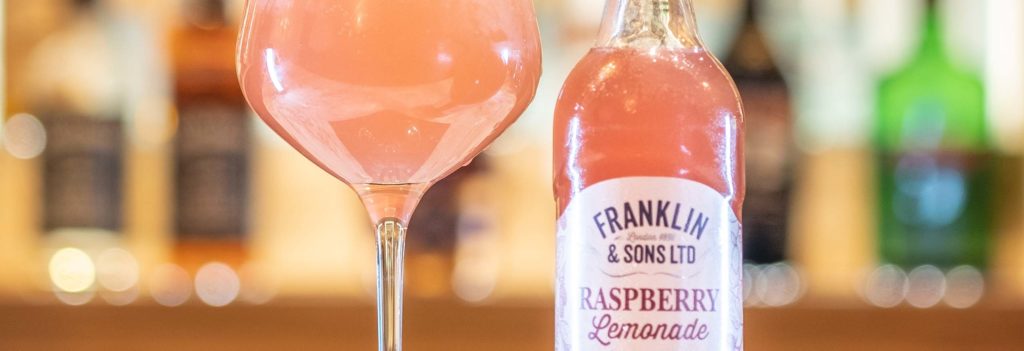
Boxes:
[0,301,1021,350]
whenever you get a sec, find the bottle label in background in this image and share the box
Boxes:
[556,177,742,351]
[42,115,123,232]
[879,150,991,268]
[175,102,250,239]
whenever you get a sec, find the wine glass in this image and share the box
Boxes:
[236,1,542,350]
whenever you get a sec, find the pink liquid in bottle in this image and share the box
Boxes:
[553,1,744,349]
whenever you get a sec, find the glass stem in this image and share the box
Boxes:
[375,217,407,351]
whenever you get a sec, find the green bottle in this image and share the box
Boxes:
[875,0,991,270]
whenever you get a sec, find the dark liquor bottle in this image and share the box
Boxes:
[723,0,793,264]
[170,0,251,273]
[30,0,124,240]
[875,0,990,270]
[405,157,489,299]
[450,157,499,303]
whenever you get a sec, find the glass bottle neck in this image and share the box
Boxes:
[187,0,228,29]
[596,0,704,50]
[915,3,947,63]
[72,0,97,11]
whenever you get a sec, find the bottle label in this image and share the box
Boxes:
[879,150,990,267]
[174,101,250,239]
[556,177,742,351]
[42,115,123,232]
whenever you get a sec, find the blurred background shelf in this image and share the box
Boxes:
[1,301,1022,351]
[5,0,1024,348]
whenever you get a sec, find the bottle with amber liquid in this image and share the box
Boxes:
[170,0,251,276]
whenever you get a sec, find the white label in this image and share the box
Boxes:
[556,177,743,351]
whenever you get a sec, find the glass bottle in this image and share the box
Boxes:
[170,0,251,276]
[28,0,125,252]
[554,0,744,349]
[723,0,793,265]
[24,0,130,302]
[875,0,991,271]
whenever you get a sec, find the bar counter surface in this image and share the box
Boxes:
[0,300,1021,350]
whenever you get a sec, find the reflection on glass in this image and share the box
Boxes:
[236,1,541,349]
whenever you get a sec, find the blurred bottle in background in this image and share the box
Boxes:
[169,0,251,306]
[723,0,795,266]
[781,0,874,303]
[30,0,124,244]
[405,183,457,299]
[25,0,129,303]
[405,157,490,300]
[984,0,1024,301]
[693,0,745,58]
[451,157,500,303]
[170,0,251,273]
[874,0,991,287]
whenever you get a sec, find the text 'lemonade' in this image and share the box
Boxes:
[554,0,745,350]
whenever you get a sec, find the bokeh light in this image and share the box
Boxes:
[906,265,946,308]
[452,271,496,304]
[54,289,95,306]
[238,262,277,305]
[48,247,96,293]
[195,262,241,307]
[100,284,140,306]
[149,263,192,307]
[756,263,803,307]
[2,113,47,159]
[944,265,984,309]
[95,248,140,292]
[864,264,909,308]
[743,264,762,307]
